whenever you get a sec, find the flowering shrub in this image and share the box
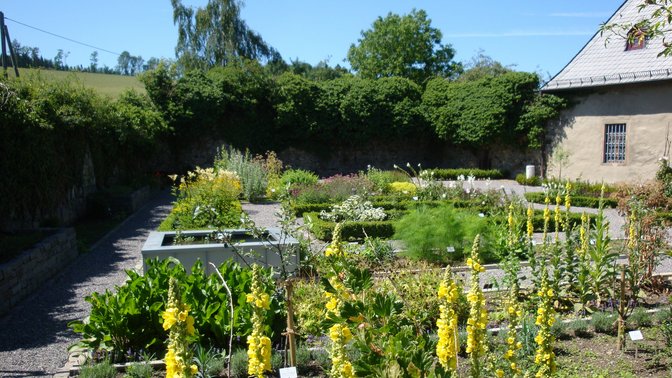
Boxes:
[246,264,272,377]
[215,148,268,202]
[159,167,243,231]
[388,181,417,195]
[291,174,374,204]
[163,277,197,378]
[319,195,387,222]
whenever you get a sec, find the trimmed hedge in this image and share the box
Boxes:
[524,192,618,209]
[515,174,542,186]
[303,212,396,241]
[291,198,487,217]
[424,168,504,180]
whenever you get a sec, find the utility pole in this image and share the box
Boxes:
[0,11,19,78]
[1,11,7,78]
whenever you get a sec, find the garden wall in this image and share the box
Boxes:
[0,228,78,317]
[169,136,541,178]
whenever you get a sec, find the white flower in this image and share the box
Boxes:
[478,213,485,218]
[394,164,399,169]
[413,196,419,201]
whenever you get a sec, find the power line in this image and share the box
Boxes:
[4,16,121,56]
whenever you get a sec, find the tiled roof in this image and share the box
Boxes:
[542,0,672,91]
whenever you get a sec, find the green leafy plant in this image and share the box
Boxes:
[515,173,541,186]
[79,360,117,378]
[124,361,153,378]
[280,169,319,188]
[591,312,616,335]
[569,319,591,338]
[192,344,225,378]
[215,148,268,202]
[229,349,248,378]
[394,205,492,263]
[69,259,280,360]
[628,307,653,329]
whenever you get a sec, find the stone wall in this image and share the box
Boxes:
[168,136,537,178]
[0,228,78,317]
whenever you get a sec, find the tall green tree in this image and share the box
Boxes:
[347,9,461,84]
[171,0,282,70]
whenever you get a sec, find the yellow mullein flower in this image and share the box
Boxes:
[164,277,195,378]
[533,270,556,377]
[247,264,272,377]
[527,205,535,240]
[466,235,488,377]
[436,268,459,371]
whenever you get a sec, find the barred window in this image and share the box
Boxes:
[604,123,626,163]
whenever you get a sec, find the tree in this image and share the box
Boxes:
[54,49,64,69]
[171,0,282,70]
[600,0,672,57]
[457,50,513,82]
[347,9,461,84]
[90,51,99,72]
[118,51,131,75]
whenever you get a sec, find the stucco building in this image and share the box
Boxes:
[542,0,672,183]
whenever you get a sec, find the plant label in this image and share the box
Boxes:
[446,246,455,253]
[629,330,643,341]
[280,367,298,378]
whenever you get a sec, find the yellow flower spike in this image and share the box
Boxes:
[247,265,272,377]
[526,205,535,239]
[436,268,459,371]
[164,277,195,378]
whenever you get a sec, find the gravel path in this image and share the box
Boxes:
[0,191,173,378]
[241,201,282,229]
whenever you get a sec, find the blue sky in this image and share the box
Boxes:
[1,1,623,79]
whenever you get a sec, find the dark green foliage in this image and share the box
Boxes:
[524,192,618,209]
[423,72,564,150]
[515,173,542,186]
[424,168,503,180]
[393,205,493,263]
[0,76,164,229]
[304,212,397,241]
[69,258,281,360]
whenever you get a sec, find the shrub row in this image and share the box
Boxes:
[524,192,618,209]
[303,212,397,241]
[304,208,591,242]
[515,174,542,186]
[424,168,504,180]
[291,198,486,217]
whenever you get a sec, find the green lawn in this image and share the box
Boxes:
[6,67,145,97]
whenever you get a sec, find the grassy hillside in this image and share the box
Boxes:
[6,68,145,97]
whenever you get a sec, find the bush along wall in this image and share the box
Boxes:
[0,76,166,230]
